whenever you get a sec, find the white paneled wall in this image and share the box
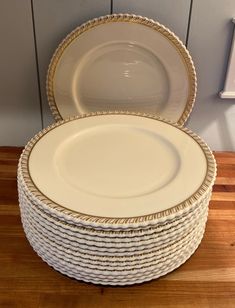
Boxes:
[187,0,235,151]
[113,0,191,43]
[0,0,42,146]
[0,0,234,150]
[32,0,111,127]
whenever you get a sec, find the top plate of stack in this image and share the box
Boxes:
[19,112,216,230]
[47,14,196,125]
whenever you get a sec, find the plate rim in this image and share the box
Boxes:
[19,111,216,225]
[46,14,197,126]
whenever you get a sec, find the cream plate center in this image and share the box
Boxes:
[74,43,169,114]
[55,126,179,198]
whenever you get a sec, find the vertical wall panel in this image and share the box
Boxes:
[187,0,235,151]
[0,0,42,146]
[33,0,111,127]
[1,0,234,150]
[113,0,191,43]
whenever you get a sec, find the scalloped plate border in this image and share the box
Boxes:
[46,14,197,126]
[19,111,216,226]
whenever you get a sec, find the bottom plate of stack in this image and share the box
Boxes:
[18,112,216,285]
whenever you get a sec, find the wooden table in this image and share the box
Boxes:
[0,147,235,307]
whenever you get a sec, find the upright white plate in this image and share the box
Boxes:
[47,14,196,125]
[20,112,216,227]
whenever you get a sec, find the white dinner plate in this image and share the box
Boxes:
[18,181,210,238]
[21,212,205,271]
[19,186,209,248]
[21,209,206,268]
[21,215,205,285]
[18,168,212,231]
[47,14,196,125]
[21,207,206,257]
[20,112,216,228]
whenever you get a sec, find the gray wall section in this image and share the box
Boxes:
[32,0,111,127]
[187,0,235,151]
[113,0,191,43]
[0,0,235,149]
[0,0,42,146]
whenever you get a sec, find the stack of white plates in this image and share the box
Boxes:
[18,112,216,285]
[18,14,216,285]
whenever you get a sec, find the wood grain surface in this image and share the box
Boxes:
[0,147,234,308]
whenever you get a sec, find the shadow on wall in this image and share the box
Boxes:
[188,96,235,151]
[187,19,235,152]
[218,111,235,150]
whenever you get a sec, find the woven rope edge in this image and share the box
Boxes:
[19,111,216,226]
[21,209,206,270]
[18,182,210,237]
[20,191,207,251]
[46,14,197,126]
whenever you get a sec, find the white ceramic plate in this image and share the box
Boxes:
[22,204,206,254]
[21,213,204,269]
[21,209,206,260]
[19,113,216,228]
[47,14,196,125]
[18,167,212,231]
[21,215,204,285]
[24,244,201,285]
[28,115,207,216]
[19,187,209,248]
[18,183,209,244]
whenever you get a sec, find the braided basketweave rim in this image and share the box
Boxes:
[19,111,216,226]
[46,14,197,126]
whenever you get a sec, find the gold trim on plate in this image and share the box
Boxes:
[46,14,197,126]
[19,112,216,226]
